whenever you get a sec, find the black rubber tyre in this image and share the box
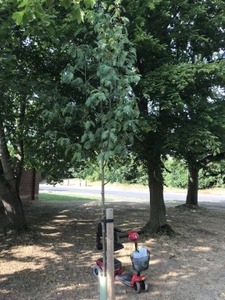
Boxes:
[134,282,141,294]
[141,281,149,292]
[92,265,101,277]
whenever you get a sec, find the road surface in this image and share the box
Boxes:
[39,183,225,205]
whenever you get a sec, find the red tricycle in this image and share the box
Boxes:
[92,223,150,294]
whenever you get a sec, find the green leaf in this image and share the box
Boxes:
[17,0,29,9]
[81,133,88,143]
[84,120,93,130]
[84,141,92,150]
[70,8,84,23]
[12,11,25,25]
[60,0,72,8]
[84,0,95,8]
[110,131,117,142]
[101,130,109,140]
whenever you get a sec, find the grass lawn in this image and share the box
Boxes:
[39,191,100,202]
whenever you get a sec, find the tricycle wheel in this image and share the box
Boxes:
[141,281,148,292]
[92,265,101,277]
[134,282,141,294]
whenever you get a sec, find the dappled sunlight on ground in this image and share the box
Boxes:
[0,200,225,299]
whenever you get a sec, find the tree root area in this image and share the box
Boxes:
[141,222,175,237]
[0,200,225,300]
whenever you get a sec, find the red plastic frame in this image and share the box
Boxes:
[131,274,146,287]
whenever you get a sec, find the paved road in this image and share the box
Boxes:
[39,184,225,205]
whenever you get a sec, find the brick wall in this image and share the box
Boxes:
[19,169,40,201]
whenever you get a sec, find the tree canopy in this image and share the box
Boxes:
[1,0,225,233]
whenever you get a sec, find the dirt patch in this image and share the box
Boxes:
[0,200,225,300]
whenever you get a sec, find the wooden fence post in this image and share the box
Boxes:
[106,208,115,300]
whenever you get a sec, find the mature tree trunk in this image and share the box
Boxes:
[143,154,172,234]
[0,120,27,231]
[0,175,27,231]
[186,164,199,206]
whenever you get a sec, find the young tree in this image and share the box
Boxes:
[13,0,140,205]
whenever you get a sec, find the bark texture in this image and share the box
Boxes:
[186,165,199,206]
[143,154,172,234]
[0,120,27,231]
